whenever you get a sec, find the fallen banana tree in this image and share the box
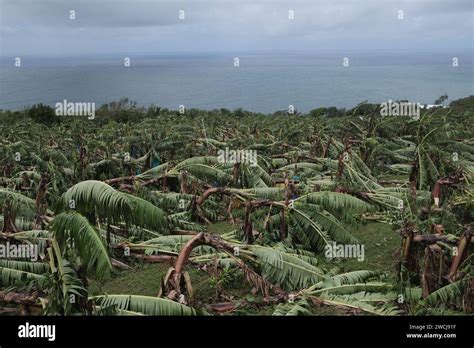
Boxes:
[400,223,473,305]
[158,231,405,315]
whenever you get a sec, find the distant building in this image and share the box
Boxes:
[419,104,449,109]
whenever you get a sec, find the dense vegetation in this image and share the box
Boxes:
[0,96,473,316]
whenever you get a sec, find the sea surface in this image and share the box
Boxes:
[0,51,472,112]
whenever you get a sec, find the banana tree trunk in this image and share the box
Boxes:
[448,232,472,281]
[180,171,188,194]
[162,175,168,192]
[34,172,48,229]
[244,200,253,244]
[2,202,17,233]
[166,232,235,295]
[279,208,287,241]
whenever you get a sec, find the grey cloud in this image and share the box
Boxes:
[0,0,472,57]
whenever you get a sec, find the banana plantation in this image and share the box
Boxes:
[0,97,473,316]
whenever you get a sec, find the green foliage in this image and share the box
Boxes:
[26,103,58,125]
[52,212,113,280]
[91,294,196,315]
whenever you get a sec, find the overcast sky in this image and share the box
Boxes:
[0,0,472,57]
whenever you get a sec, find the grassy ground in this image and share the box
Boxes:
[89,263,168,297]
[207,221,238,235]
[378,174,409,181]
[90,221,400,315]
[329,222,400,277]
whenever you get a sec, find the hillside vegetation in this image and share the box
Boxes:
[0,97,473,316]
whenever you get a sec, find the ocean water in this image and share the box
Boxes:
[0,52,472,112]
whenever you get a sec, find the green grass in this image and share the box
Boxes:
[207,221,238,235]
[350,221,400,276]
[317,221,400,277]
[379,174,409,181]
[89,263,169,297]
